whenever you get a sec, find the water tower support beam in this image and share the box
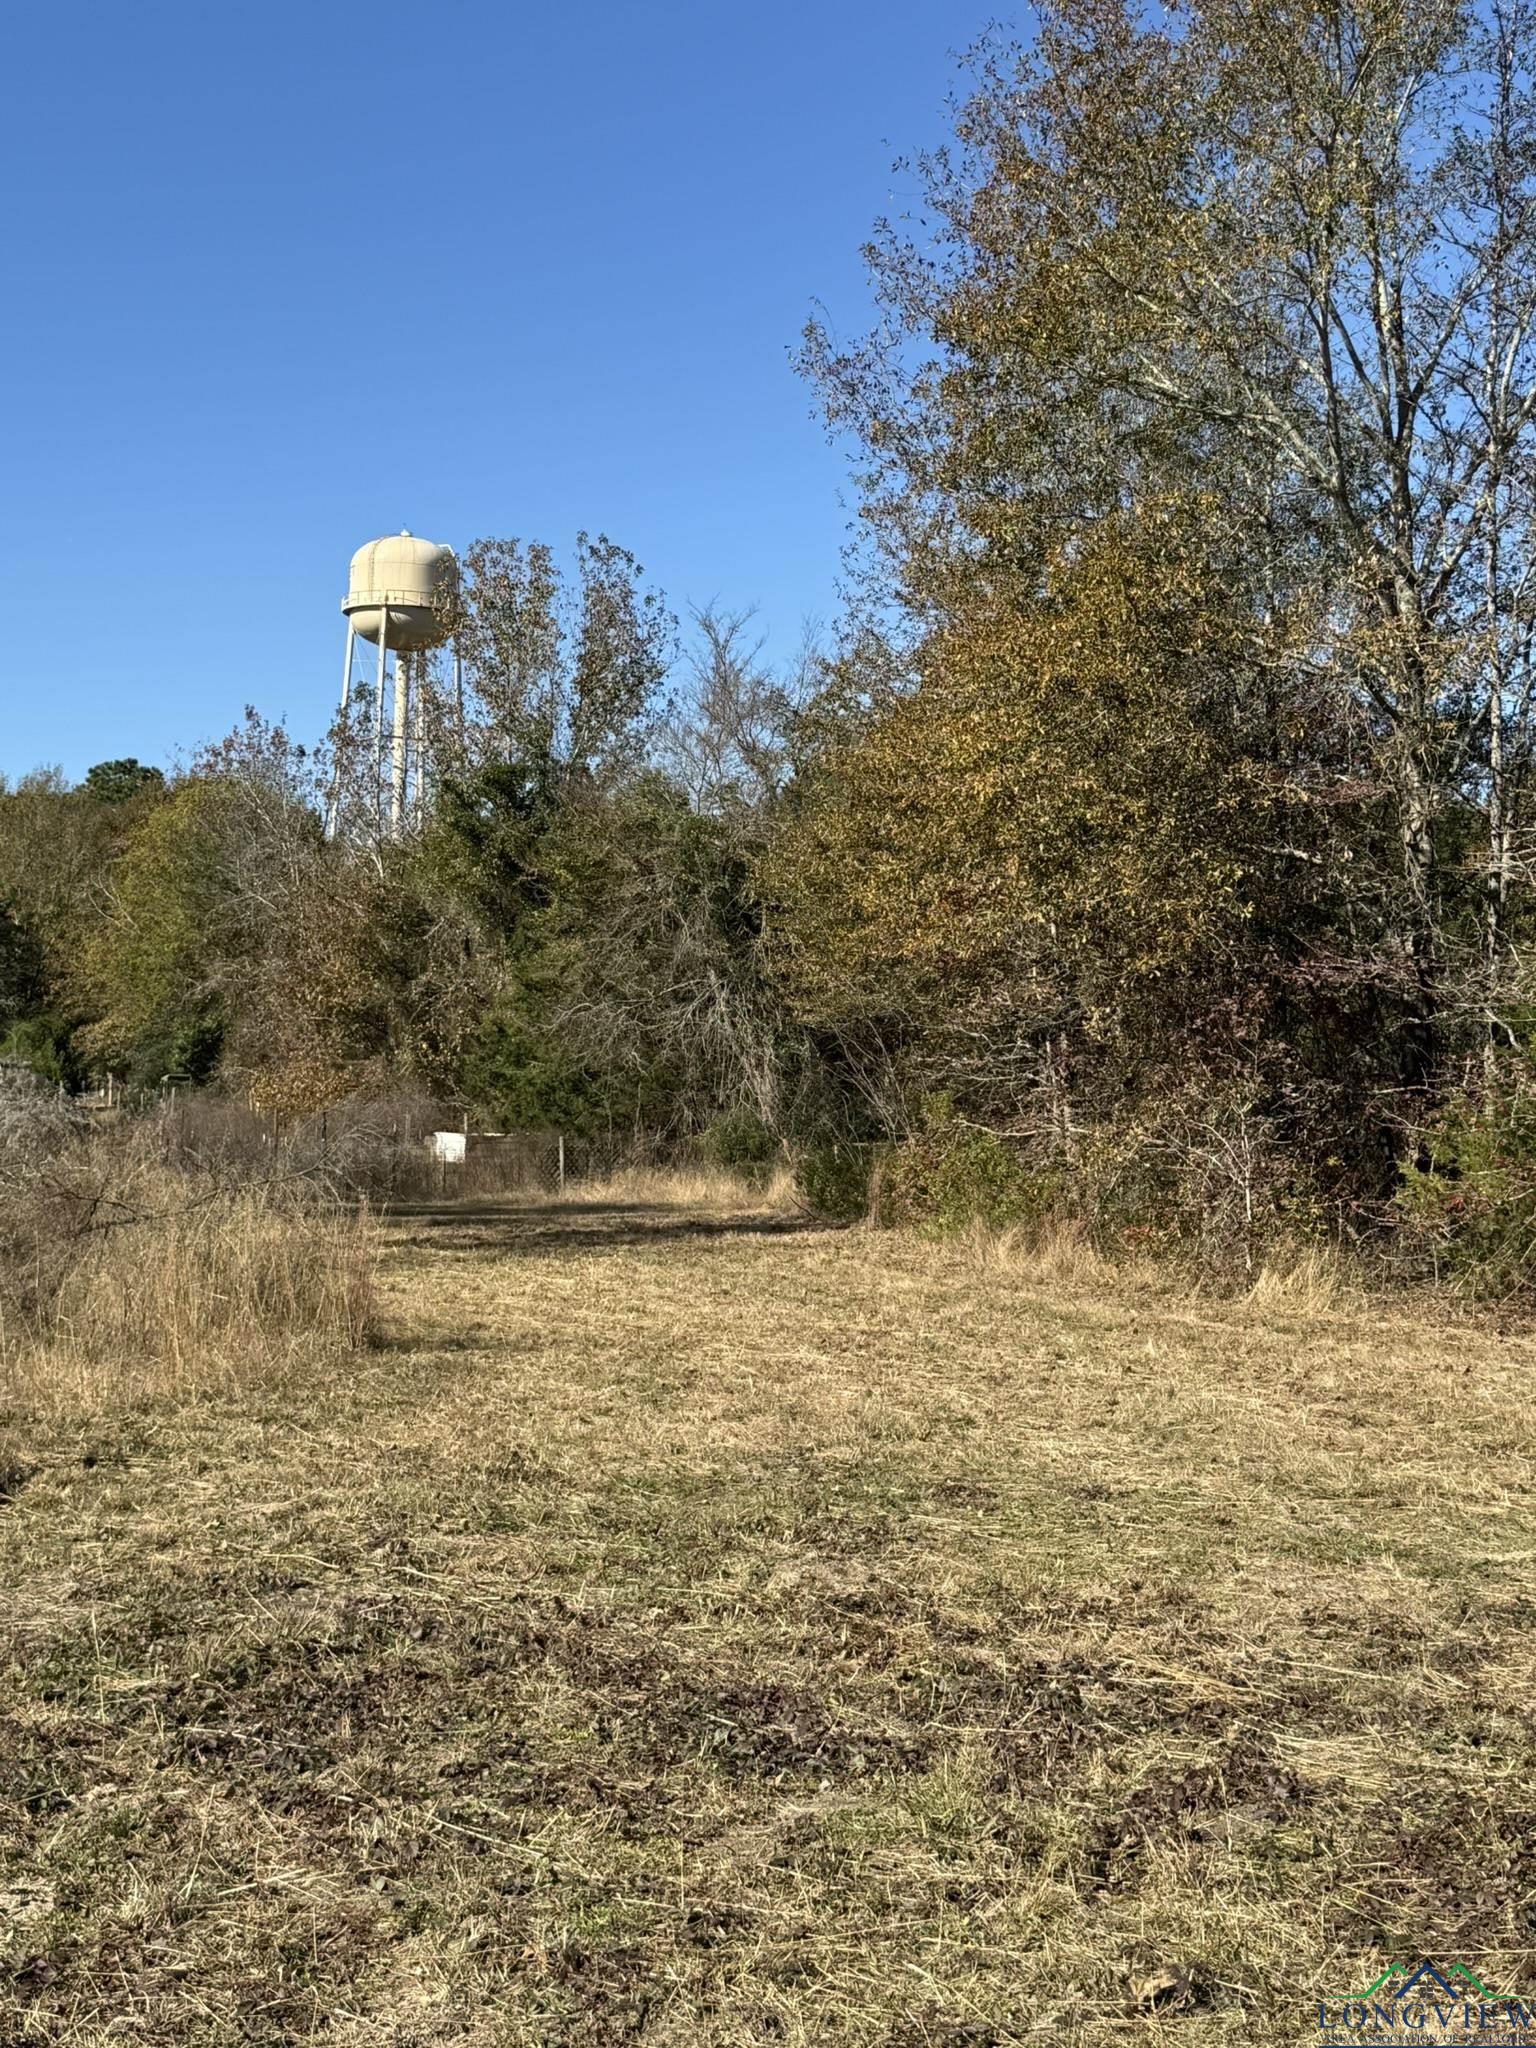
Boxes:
[373,613,389,832]
[391,649,410,838]
[413,656,427,829]
[324,622,356,841]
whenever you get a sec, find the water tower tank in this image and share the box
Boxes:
[341,531,456,650]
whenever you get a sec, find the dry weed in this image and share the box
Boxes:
[0,1156,376,1414]
[1243,1245,1357,1315]
[563,1160,800,1210]
[957,1214,1164,1292]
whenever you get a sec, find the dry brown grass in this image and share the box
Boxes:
[531,1159,801,1212]
[0,1166,376,1415]
[2,1176,1534,2044]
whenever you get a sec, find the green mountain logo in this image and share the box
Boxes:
[1332,1961,1493,2004]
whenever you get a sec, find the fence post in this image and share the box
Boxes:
[558,1133,565,1193]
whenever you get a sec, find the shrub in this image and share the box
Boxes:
[1066,1080,1332,1278]
[0,1015,87,1094]
[1395,1081,1536,1296]
[884,1095,1063,1236]
[703,1108,776,1173]
[796,1140,874,1222]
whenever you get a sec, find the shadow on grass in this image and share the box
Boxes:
[381,1196,830,1260]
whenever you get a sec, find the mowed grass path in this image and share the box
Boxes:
[3,1188,1536,2045]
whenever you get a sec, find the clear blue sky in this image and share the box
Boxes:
[2,0,997,782]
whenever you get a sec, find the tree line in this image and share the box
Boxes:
[7,0,1536,1284]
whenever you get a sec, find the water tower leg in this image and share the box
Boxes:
[413,656,427,827]
[339,621,356,717]
[454,644,465,752]
[373,614,389,833]
[391,649,410,838]
[324,622,356,840]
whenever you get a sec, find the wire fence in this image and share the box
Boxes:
[7,1080,692,1209]
[98,1094,684,1202]
[416,1129,671,1199]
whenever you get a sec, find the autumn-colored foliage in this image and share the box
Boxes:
[12,4,1536,1285]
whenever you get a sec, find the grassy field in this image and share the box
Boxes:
[3,1177,1535,2045]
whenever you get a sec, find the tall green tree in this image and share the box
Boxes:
[80,758,165,805]
[793,0,1536,1133]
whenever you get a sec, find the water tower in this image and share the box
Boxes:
[329,531,459,838]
